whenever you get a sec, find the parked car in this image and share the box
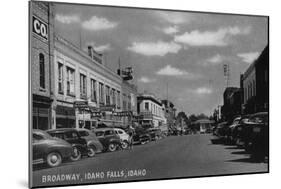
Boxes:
[147,128,162,141]
[32,129,73,167]
[133,127,151,145]
[94,128,122,152]
[229,115,251,145]
[47,128,91,161]
[113,128,130,149]
[246,112,269,160]
[214,122,229,137]
[76,128,104,156]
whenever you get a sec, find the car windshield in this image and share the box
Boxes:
[79,131,89,137]
[95,131,104,137]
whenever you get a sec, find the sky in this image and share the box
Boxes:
[53,3,268,116]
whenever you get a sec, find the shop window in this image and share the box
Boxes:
[90,79,97,102]
[66,67,75,96]
[39,53,45,89]
[80,73,87,99]
[58,62,64,94]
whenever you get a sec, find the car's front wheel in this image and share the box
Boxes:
[46,152,62,167]
[70,147,81,161]
[108,143,117,152]
[121,141,129,149]
[87,146,96,157]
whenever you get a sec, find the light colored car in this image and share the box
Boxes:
[113,128,130,149]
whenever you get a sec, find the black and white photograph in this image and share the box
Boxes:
[29,0,269,188]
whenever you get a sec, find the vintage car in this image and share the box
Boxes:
[112,128,130,149]
[147,128,162,141]
[32,129,73,167]
[47,128,91,161]
[132,127,151,145]
[246,112,269,159]
[76,128,104,156]
[94,128,122,152]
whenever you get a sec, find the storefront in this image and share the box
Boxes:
[32,94,52,130]
[55,105,76,128]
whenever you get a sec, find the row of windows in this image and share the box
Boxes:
[57,61,121,107]
[144,102,163,117]
[244,80,256,103]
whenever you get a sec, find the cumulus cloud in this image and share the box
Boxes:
[82,16,117,31]
[163,26,179,35]
[156,65,200,79]
[138,77,156,83]
[237,52,260,63]
[55,14,80,24]
[174,26,251,46]
[157,11,191,24]
[202,54,224,66]
[127,41,182,56]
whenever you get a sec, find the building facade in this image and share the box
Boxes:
[221,87,241,122]
[161,100,176,131]
[242,45,269,114]
[137,93,166,128]
[52,36,123,129]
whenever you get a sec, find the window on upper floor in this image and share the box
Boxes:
[39,53,45,89]
[80,73,87,99]
[99,83,104,104]
[105,86,110,105]
[90,79,97,102]
[145,102,149,111]
[66,67,75,96]
[58,62,64,94]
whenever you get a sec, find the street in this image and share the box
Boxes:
[32,134,268,187]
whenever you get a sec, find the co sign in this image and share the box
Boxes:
[33,16,48,41]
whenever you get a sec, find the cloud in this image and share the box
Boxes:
[55,14,80,24]
[202,54,224,66]
[195,87,213,95]
[127,41,182,56]
[237,52,260,63]
[163,26,179,35]
[138,77,156,83]
[82,16,117,31]
[174,26,251,46]
[157,11,191,24]
[156,65,200,79]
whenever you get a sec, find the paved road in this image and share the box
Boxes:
[32,134,268,187]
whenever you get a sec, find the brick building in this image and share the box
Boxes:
[30,2,54,130]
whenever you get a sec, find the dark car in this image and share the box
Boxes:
[228,115,251,145]
[32,129,73,167]
[246,112,269,160]
[133,127,151,145]
[94,128,122,152]
[214,122,229,137]
[147,128,162,141]
[76,128,104,156]
[47,128,91,161]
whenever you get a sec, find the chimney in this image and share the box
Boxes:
[88,46,93,59]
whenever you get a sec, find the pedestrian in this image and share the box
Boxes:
[128,125,135,149]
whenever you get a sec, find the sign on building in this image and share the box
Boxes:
[32,16,48,41]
